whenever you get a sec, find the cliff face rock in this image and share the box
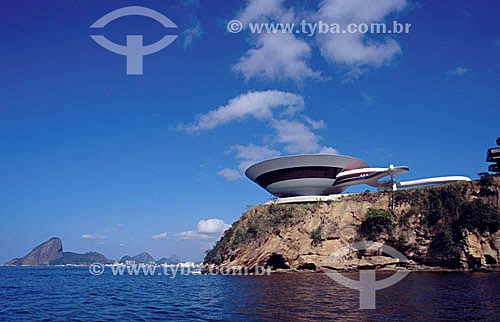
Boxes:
[7,237,63,265]
[204,176,500,271]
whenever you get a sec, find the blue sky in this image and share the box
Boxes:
[1,0,499,262]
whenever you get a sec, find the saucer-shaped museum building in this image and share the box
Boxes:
[245,154,369,197]
[245,154,471,198]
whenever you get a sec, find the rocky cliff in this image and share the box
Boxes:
[7,237,63,265]
[204,176,500,271]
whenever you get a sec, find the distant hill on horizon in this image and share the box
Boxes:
[5,237,111,266]
[4,237,191,266]
[119,252,155,264]
[6,237,63,265]
[119,253,183,265]
[156,255,180,265]
[50,251,113,265]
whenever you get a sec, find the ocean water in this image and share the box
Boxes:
[1,267,499,321]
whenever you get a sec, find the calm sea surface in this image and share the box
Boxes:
[0,267,499,321]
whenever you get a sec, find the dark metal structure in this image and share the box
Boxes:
[487,137,500,175]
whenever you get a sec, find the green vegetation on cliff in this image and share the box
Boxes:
[359,208,395,240]
[393,181,500,266]
[310,226,323,245]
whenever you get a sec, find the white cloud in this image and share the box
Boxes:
[362,92,374,105]
[272,119,322,153]
[303,116,325,130]
[218,168,242,181]
[180,90,304,132]
[176,219,230,240]
[233,0,407,81]
[319,146,339,154]
[231,144,280,162]
[233,33,320,81]
[235,0,285,25]
[82,234,105,240]
[152,232,168,240]
[233,0,319,81]
[272,120,337,155]
[318,0,407,22]
[318,33,402,68]
[342,66,366,83]
[323,36,402,68]
[197,219,230,234]
[182,91,339,178]
[232,144,281,171]
[219,144,280,180]
[182,17,203,49]
[315,0,407,76]
[448,66,471,77]
[175,231,212,240]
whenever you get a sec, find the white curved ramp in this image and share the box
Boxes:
[334,165,472,192]
[398,176,472,188]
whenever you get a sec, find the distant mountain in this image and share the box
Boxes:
[50,252,112,265]
[156,255,180,265]
[134,252,155,264]
[120,252,155,264]
[5,237,113,266]
[6,237,63,265]
[119,255,134,263]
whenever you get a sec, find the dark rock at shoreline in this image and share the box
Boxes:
[6,237,63,265]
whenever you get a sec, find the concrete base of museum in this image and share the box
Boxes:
[264,194,353,205]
